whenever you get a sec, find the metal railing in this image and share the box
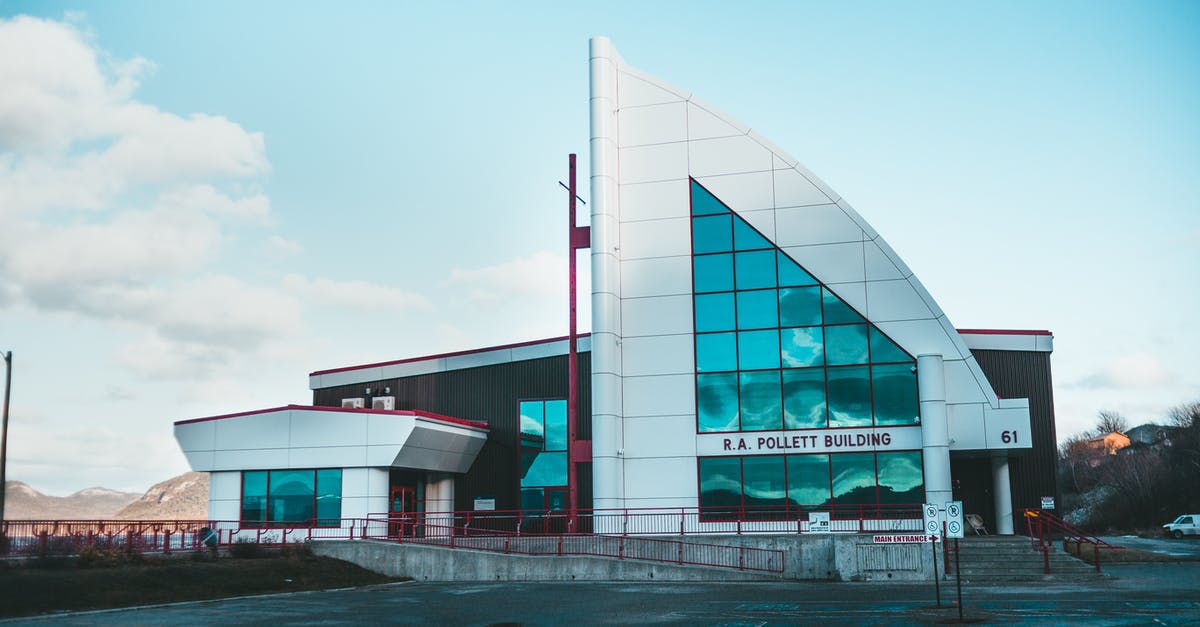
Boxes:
[389,520,784,573]
[1022,508,1121,574]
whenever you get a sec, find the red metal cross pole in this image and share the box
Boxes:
[566,154,591,531]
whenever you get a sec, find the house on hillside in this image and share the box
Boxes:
[1124,423,1174,448]
[1082,431,1131,459]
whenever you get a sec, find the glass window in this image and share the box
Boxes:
[696,332,738,373]
[737,330,780,370]
[522,451,567,487]
[786,454,831,509]
[822,288,863,324]
[781,326,823,368]
[877,452,924,505]
[736,289,778,330]
[869,327,910,363]
[691,179,728,215]
[783,368,827,429]
[241,471,268,527]
[872,364,919,426]
[825,324,869,365]
[519,401,544,440]
[827,366,872,427]
[269,470,316,525]
[694,254,734,293]
[778,252,817,286]
[698,373,740,432]
[695,292,736,332]
[545,400,567,451]
[831,453,876,506]
[315,469,342,525]
[693,215,732,254]
[735,250,776,290]
[739,371,782,431]
[734,219,771,250]
[742,455,787,519]
[779,286,821,327]
[699,457,742,520]
[521,487,545,512]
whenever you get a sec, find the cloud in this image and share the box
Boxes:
[266,235,303,257]
[446,251,564,304]
[1070,352,1175,389]
[282,274,433,312]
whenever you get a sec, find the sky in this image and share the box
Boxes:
[0,1,1197,495]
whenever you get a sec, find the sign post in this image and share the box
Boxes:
[945,500,965,621]
[923,503,942,607]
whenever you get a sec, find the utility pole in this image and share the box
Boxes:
[563,154,590,531]
[0,351,11,531]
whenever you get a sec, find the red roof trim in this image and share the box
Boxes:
[957,329,1052,336]
[173,404,489,431]
[309,333,592,376]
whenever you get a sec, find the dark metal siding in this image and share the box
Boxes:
[969,349,1059,533]
[312,352,591,512]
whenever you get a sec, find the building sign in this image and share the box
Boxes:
[808,512,830,534]
[873,534,936,544]
[696,426,922,457]
[1040,496,1055,510]
[474,497,496,511]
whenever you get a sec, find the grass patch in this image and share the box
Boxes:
[1064,542,1195,564]
[0,547,400,618]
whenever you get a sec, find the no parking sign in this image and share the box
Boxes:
[922,503,940,536]
[945,501,964,539]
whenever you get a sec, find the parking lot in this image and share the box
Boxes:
[5,562,1199,626]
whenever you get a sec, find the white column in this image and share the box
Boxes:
[424,473,455,537]
[918,354,952,506]
[991,453,1014,535]
[589,36,625,513]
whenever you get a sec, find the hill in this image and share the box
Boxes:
[4,481,140,520]
[115,472,208,519]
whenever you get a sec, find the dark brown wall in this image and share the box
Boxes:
[970,349,1060,534]
[312,353,591,512]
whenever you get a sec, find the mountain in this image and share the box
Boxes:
[4,481,141,520]
[115,472,208,520]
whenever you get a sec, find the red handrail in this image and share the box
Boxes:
[1022,508,1121,574]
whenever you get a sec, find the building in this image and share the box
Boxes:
[174,38,1058,537]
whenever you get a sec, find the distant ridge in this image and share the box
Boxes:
[4,472,208,520]
[116,472,208,520]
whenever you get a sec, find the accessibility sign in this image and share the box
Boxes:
[945,500,964,539]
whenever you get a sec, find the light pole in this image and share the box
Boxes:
[0,350,11,531]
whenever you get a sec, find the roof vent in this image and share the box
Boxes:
[372,396,395,411]
[341,397,365,409]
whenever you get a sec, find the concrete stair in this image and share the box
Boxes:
[943,535,1104,583]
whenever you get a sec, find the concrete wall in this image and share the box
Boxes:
[312,534,937,582]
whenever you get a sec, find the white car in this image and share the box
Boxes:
[1163,514,1200,539]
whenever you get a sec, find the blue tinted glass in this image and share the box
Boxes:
[739,371,782,431]
[241,471,268,525]
[699,457,742,519]
[695,292,736,332]
[786,454,831,509]
[777,252,817,286]
[735,250,776,290]
[783,368,827,429]
[315,469,342,524]
[827,366,872,427]
[872,364,919,426]
[696,332,738,372]
[522,451,567,486]
[877,451,923,505]
[698,373,740,432]
[831,453,876,505]
[781,326,823,368]
[733,219,771,250]
[779,287,821,327]
[694,254,734,293]
[270,470,315,524]
[545,400,567,451]
[519,401,544,440]
[691,179,728,215]
[737,330,780,370]
[822,288,863,324]
[825,324,869,365]
[742,456,787,516]
[736,289,778,330]
[869,327,910,363]
[521,487,545,511]
[693,215,732,254]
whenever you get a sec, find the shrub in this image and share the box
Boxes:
[78,546,120,569]
[230,539,263,559]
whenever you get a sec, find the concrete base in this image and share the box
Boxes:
[311,540,775,582]
[312,533,939,582]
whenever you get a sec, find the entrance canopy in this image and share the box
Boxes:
[174,405,488,474]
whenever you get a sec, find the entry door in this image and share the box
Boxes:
[544,487,567,512]
[389,486,418,537]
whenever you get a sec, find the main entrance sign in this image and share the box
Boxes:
[697,426,922,456]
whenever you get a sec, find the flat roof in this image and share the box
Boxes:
[174,404,489,431]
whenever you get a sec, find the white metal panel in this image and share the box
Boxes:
[289,410,368,448]
[622,457,698,500]
[947,403,987,450]
[984,406,1033,450]
[781,242,866,285]
[618,101,687,147]
[694,171,774,212]
[621,256,692,298]
[619,217,691,259]
[622,373,696,417]
[621,295,693,338]
[620,180,689,223]
[621,333,694,377]
[944,359,989,404]
[213,411,291,450]
[174,420,215,452]
[617,70,687,107]
[775,204,864,247]
[213,448,289,470]
[773,167,832,208]
[618,142,689,184]
[865,240,905,281]
[866,279,936,322]
[621,415,698,458]
[317,367,384,389]
[288,446,368,468]
[687,101,745,140]
[209,471,241,500]
[689,135,772,178]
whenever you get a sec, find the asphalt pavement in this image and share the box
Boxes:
[5,562,1200,626]
[1101,534,1200,559]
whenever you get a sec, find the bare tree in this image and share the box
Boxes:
[1095,410,1129,435]
[1167,401,1200,429]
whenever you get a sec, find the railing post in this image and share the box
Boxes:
[38,530,47,558]
[164,530,171,554]
[1095,545,1102,573]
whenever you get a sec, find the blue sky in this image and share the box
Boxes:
[1,1,1197,494]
